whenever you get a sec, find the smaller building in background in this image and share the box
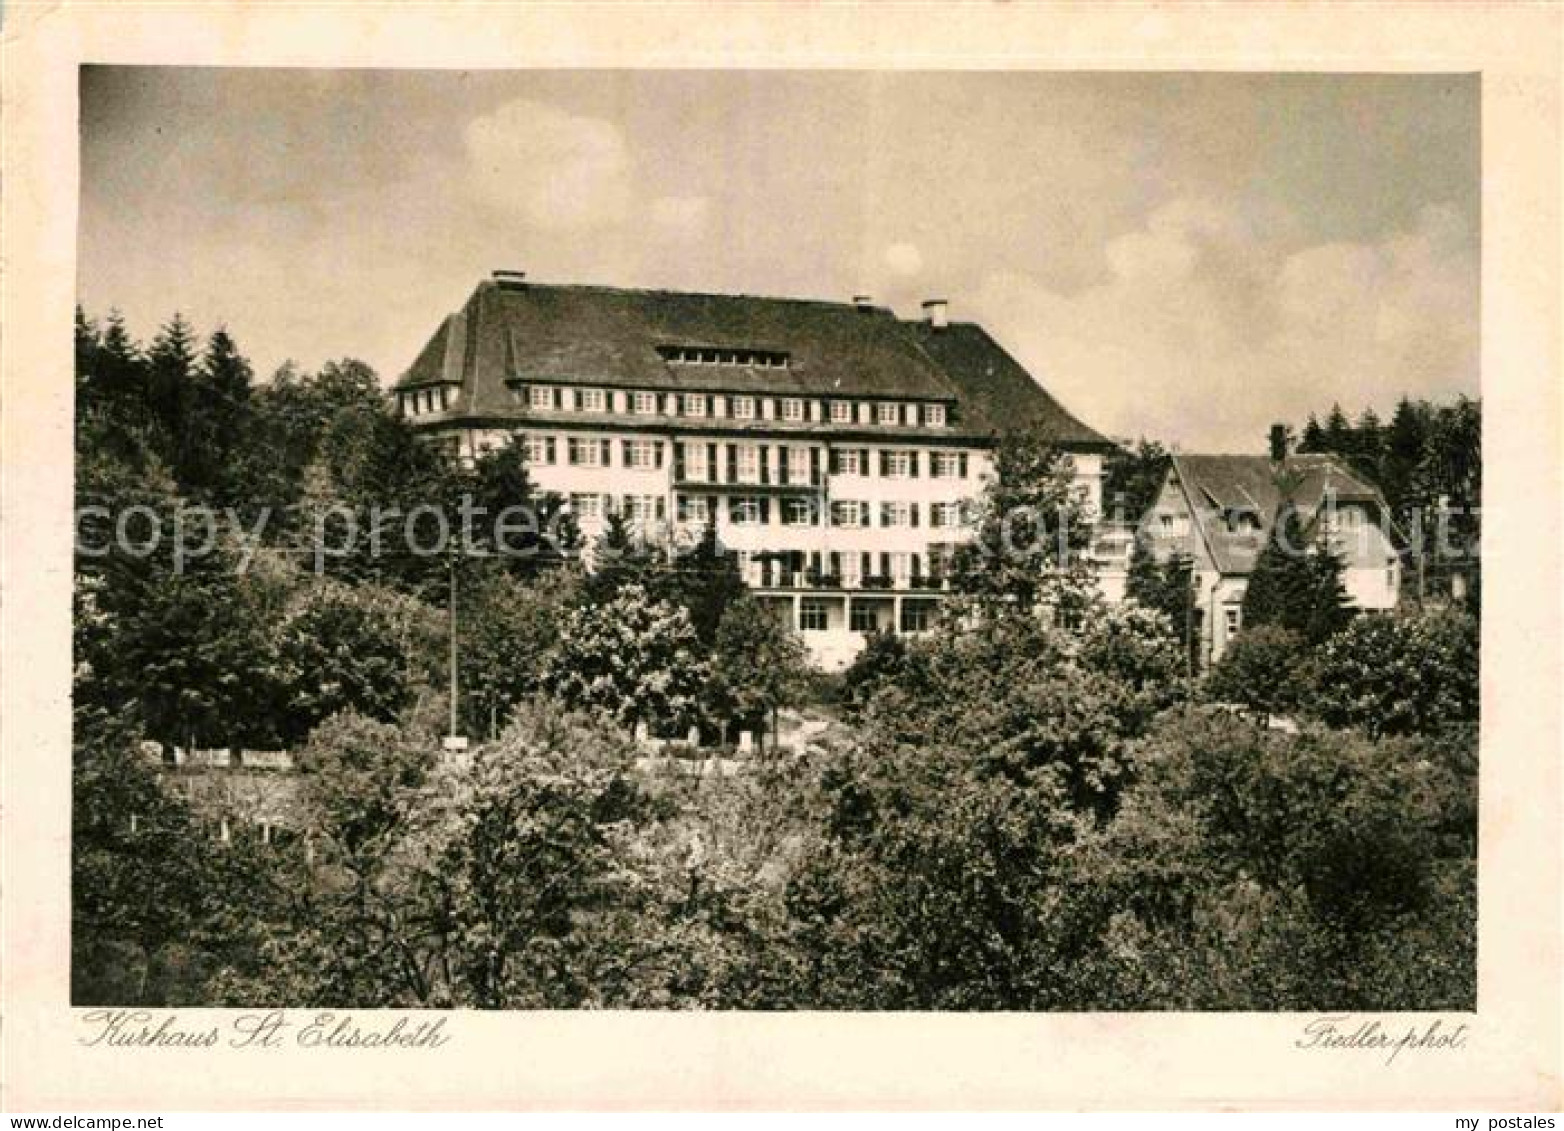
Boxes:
[1139,453,1401,664]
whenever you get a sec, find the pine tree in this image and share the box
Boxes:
[146,314,199,483]
[1241,504,1318,636]
[1323,402,1352,453]
[1125,539,1164,609]
[1346,407,1384,483]
[188,327,256,504]
[1303,536,1355,645]
[1299,413,1326,453]
[1382,396,1430,523]
[664,515,748,646]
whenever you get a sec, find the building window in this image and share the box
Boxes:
[849,602,878,632]
[834,449,863,476]
[577,388,606,412]
[681,393,708,417]
[782,398,804,422]
[623,439,658,469]
[570,493,602,521]
[883,450,912,478]
[682,444,708,481]
[880,502,912,528]
[781,498,815,527]
[876,402,900,426]
[528,386,553,411]
[900,602,932,633]
[831,500,865,528]
[633,391,658,415]
[800,600,829,632]
[677,495,709,524]
[736,445,760,483]
[830,400,853,424]
[1224,606,1242,637]
[731,396,755,420]
[931,451,962,478]
[931,501,963,528]
[623,495,660,523]
[729,497,763,526]
[567,438,603,467]
[523,434,554,465]
[786,446,810,483]
[925,404,947,427]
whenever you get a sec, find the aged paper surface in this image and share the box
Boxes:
[2,0,1559,1111]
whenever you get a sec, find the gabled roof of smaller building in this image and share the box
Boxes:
[1167,453,1393,575]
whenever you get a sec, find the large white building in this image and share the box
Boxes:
[396,272,1114,668]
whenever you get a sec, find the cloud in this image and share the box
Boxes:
[463,99,631,229]
[971,200,1477,451]
[884,242,924,277]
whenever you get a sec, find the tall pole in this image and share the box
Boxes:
[448,545,460,742]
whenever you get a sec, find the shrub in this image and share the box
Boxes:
[1206,625,1309,723]
[1308,608,1478,736]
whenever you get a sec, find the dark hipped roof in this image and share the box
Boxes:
[902,321,1112,448]
[1168,453,1392,574]
[397,280,1110,447]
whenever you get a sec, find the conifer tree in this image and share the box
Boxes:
[1298,413,1326,453]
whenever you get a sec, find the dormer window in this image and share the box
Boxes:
[681,393,708,417]
[782,398,804,422]
[529,386,553,411]
[576,388,606,412]
[732,396,755,420]
[658,345,789,368]
[633,391,658,415]
[877,402,900,426]
[924,403,947,427]
[830,401,853,424]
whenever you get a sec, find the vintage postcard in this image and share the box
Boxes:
[1,1,1559,1113]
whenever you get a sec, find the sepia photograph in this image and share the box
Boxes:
[66,65,1486,1016]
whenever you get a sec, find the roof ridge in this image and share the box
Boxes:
[478,278,895,314]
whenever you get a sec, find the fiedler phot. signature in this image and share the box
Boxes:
[1295,1014,1470,1065]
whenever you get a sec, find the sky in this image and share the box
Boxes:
[78,68,1478,452]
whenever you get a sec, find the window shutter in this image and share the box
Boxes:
[861,551,872,578]
[880,502,891,528]
[930,504,942,529]
[759,445,771,484]
[910,451,920,478]
[552,387,563,409]
[828,449,840,475]
[656,496,666,521]
[778,448,790,485]
[726,444,738,483]
[880,552,891,577]
[959,452,969,478]
[910,503,920,528]
[600,439,612,466]
[673,442,686,481]
[707,443,718,483]
[621,439,631,466]
[860,448,870,474]
[760,498,771,524]
[879,450,889,477]
[859,501,870,528]
[545,437,557,464]
[655,441,665,469]
[810,447,821,485]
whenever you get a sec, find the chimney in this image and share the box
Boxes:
[852,294,875,312]
[1268,422,1292,463]
[921,298,949,330]
[492,269,528,290]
